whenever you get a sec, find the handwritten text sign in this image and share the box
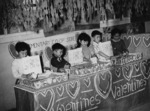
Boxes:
[68,48,83,66]
[99,41,113,56]
[21,55,42,74]
[112,53,143,65]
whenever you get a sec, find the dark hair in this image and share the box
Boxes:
[111,28,121,39]
[15,42,31,56]
[52,43,66,57]
[91,30,102,42]
[76,32,91,47]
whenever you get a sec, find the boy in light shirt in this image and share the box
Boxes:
[11,42,32,84]
[91,30,111,61]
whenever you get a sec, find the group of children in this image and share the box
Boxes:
[12,28,129,82]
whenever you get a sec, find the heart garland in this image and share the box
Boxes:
[94,71,112,99]
[56,84,64,97]
[133,36,141,47]
[66,80,80,99]
[140,59,150,79]
[143,36,150,47]
[84,77,91,87]
[115,67,122,78]
[122,64,134,81]
[122,35,132,49]
[37,89,55,111]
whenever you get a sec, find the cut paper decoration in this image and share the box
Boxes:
[21,55,42,74]
[8,43,19,59]
[68,48,83,66]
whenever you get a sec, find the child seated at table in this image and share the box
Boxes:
[91,30,111,61]
[11,41,32,84]
[111,28,129,56]
[76,32,95,61]
[51,43,70,72]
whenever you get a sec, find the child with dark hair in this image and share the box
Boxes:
[91,30,103,42]
[76,32,95,61]
[15,41,31,57]
[91,30,110,61]
[12,41,31,84]
[51,43,70,72]
[111,28,129,56]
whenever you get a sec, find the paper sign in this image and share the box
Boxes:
[99,41,113,56]
[21,55,42,74]
[90,57,97,64]
[68,48,83,65]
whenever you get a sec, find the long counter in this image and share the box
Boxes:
[14,57,150,111]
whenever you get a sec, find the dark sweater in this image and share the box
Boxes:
[111,39,128,56]
[51,56,70,71]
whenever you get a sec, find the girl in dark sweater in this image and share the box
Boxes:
[111,28,129,56]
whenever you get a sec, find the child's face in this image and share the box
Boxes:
[113,33,120,41]
[54,49,63,57]
[18,50,27,58]
[93,35,101,43]
[80,40,88,47]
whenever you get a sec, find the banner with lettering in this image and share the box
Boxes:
[20,58,150,111]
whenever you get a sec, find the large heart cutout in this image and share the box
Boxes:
[143,36,150,47]
[84,77,91,87]
[56,85,64,97]
[45,46,53,60]
[133,36,141,47]
[66,80,80,99]
[140,59,150,79]
[123,35,132,49]
[37,89,55,111]
[94,71,112,99]
[122,64,134,81]
[8,43,19,59]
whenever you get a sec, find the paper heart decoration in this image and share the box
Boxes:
[115,67,122,78]
[8,43,19,59]
[122,64,133,81]
[94,71,112,99]
[143,36,150,47]
[62,75,68,81]
[133,36,141,47]
[56,85,64,97]
[45,46,53,60]
[66,80,80,99]
[123,35,132,49]
[140,59,150,79]
[134,62,140,72]
[84,77,91,87]
[132,62,143,78]
[56,76,62,83]
[37,89,55,111]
